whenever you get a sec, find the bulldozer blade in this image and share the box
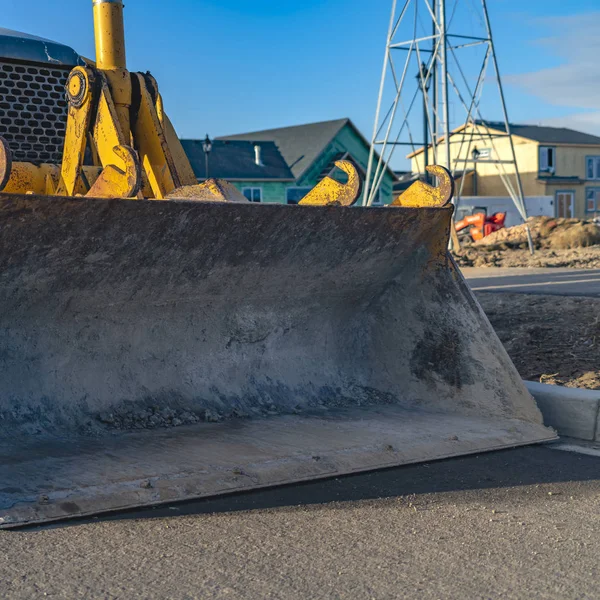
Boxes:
[0,194,555,527]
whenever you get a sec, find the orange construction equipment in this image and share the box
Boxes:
[456,211,507,241]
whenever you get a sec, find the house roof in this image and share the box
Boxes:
[408,120,600,158]
[473,120,600,146]
[219,118,350,180]
[180,139,294,180]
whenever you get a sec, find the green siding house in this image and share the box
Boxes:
[180,118,397,205]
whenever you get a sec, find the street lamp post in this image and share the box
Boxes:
[471,146,480,195]
[202,134,212,179]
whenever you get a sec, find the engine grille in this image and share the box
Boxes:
[0,60,70,163]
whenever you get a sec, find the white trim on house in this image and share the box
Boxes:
[586,156,600,181]
[539,146,555,174]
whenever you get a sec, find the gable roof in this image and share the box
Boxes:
[474,120,600,146]
[180,139,294,180]
[219,118,349,179]
[408,120,600,158]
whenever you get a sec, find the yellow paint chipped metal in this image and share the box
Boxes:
[57,67,94,196]
[299,160,362,206]
[391,165,454,208]
[167,179,249,202]
[86,145,141,198]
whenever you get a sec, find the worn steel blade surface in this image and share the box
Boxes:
[0,195,555,527]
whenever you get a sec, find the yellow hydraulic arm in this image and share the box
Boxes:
[54,0,199,199]
[0,0,209,200]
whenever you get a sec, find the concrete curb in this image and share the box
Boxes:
[525,381,600,442]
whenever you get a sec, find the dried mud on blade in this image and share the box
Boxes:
[0,194,556,527]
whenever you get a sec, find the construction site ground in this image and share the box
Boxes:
[2,446,600,600]
[456,245,600,269]
[454,215,600,269]
[474,291,600,390]
[455,216,600,389]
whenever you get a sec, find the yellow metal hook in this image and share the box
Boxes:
[391,165,454,208]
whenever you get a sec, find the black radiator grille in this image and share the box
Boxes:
[0,60,69,163]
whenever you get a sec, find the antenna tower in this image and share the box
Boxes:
[364,0,533,250]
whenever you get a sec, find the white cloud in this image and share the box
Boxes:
[505,12,600,121]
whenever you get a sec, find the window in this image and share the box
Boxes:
[371,189,383,206]
[539,146,555,173]
[586,157,600,180]
[586,188,600,213]
[286,187,312,205]
[242,187,262,202]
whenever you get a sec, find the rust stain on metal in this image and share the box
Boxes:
[392,165,454,208]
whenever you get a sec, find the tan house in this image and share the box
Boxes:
[407,121,600,219]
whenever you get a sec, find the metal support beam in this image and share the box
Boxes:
[366,0,531,252]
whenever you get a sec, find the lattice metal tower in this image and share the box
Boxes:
[364,0,533,248]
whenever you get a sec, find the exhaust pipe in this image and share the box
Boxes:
[92,0,131,137]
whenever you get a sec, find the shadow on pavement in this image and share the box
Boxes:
[23,444,600,530]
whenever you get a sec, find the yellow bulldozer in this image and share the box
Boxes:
[0,2,555,528]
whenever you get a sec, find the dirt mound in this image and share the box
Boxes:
[546,222,600,249]
[473,219,537,247]
[455,216,600,267]
[472,216,600,250]
[454,245,600,269]
[476,293,600,390]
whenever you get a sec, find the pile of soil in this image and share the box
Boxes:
[455,245,600,268]
[454,216,600,268]
[476,292,600,389]
[473,216,600,250]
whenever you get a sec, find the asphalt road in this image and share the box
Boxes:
[2,445,600,599]
[463,267,600,297]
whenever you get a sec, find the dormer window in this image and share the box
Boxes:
[539,146,555,173]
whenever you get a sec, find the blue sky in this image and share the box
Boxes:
[4,0,600,164]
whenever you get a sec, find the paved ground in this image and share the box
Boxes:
[463,267,600,297]
[2,445,600,599]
